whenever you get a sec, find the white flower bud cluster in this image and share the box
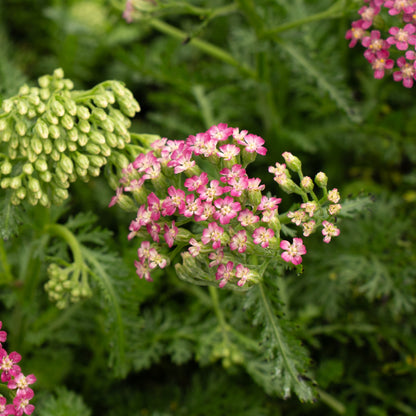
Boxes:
[0,68,140,206]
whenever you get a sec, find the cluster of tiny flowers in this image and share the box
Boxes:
[346,0,416,87]
[0,68,140,206]
[0,322,36,416]
[110,124,342,288]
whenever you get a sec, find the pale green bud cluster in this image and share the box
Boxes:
[45,263,92,309]
[0,68,140,206]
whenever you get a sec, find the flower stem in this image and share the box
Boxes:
[262,0,346,37]
[0,239,13,284]
[148,18,257,79]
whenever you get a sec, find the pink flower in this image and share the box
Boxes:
[238,209,260,227]
[146,222,161,242]
[345,20,366,47]
[188,238,202,257]
[201,222,224,249]
[328,188,341,203]
[8,373,36,393]
[13,388,35,416]
[219,164,246,184]
[369,51,394,79]
[287,210,306,226]
[385,0,416,16]
[358,4,381,29]
[207,123,233,141]
[108,187,123,208]
[122,0,134,23]
[197,180,225,201]
[257,196,281,211]
[393,57,416,87]
[164,222,178,248]
[181,194,204,218]
[238,134,267,155]
[0,322,7,344]
[162,186,186,216]
[321,221,340,243]
[213,196,241,224]
[235,264,252,287]
[229,230,248,253]
[147,192,162,221]
[217,144,240,160]
[0,349,22,382]
[134,260,152,281]
[137,241,152,261]
[302,220,316,237]
[252,227,274,248]
[387,24,416,50]
[215,261,234,288]
[194,201,215,222]
[0,395,14,416]
[280,238,306,265]
[362,30,389,56]
[148,249,167,269]
[184,172,209,191]
[208,249,224,267]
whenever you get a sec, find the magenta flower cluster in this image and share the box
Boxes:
[110,124,341,288]
[346,0,416,87]
[0,322,36,416]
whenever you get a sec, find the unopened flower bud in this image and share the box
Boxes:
[77,106,91,120]
[61,114,74,130]
[92,108,107,121]
[2,99,13,113]
[89,131,106,145]
[315,172,328,188]
[45,111,59,125]
[16,101,28,115]
[15,121,27,136]
[85,143,101,155]
[34,158,48,172]
[10,176,22,189]
[31,136,43,155]
[0,118,8,131]
[1,160,12,175]
[16,187,27,200]
[63,98,77,116]
[78,119,91,133]
[282,152,302,172]
[54,187,69,200]
[328,188,340,204]
[38,75,50,88]
[117,194,137,211]
[49,124,60,139]
[22,163,34,175]
[39,171,52,182]
[301,176,314,192]
[93,95,108,108]
[67,141,77,152]
[67,128,78,142]
[35,119,49,139]
[51,100,65,117]
[18,85,30,95]
[59,154,74,175]
[28,177,41,193]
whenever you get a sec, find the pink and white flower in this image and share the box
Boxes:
[280,238,307,265]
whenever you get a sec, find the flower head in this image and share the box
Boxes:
[280,238,307,265]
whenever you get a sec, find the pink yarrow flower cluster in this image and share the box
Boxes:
[346,0,416,87]
[111,125,341,287]
[0,322,36,416]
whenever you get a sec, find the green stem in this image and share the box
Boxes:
[148,18,257,79]
[262,0,345,37]
[316,388,346,414]
[0,239,13,283]
[44,224,84,268]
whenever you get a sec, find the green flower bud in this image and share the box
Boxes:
[2,99,13,113]
[22,163,34,175]
[40,88,51,101]
[55,138,67,152]
[16,100,28,115]
[36,102,46,114]
[10,136,19,149]
[39,170,52,182]
[38,75,50,88]
[78,133,88,146]
[67,128,79,141]
[53,68,65,79]
[31,136,43,155]
[117,194,137,211]
[27,193,39,205]
[78,119,90,133]
[1,130,11,142]
[51,100,65,117]
[100,143,111,157]
[113,120,128,136]
[35,119,49,139]
[77,106,91,120]
[89,155,106,168]
[27,109,37,119]
[75,152,90,170]
[10,193,21,205]
[93,95,108,108]
[59,154,74,174]
[8,148,17,160]
[100,118,114,133]
[62,98,77,116]
[54,187,69,200]
[88,166,100,177]
[45,111,59,125]
[282,152,302,172]
[1,178,11,189]
[51,149,61,161]
[34,158,48,172]
[105,132,118,147]
[0,118,8,131]
[104,91,115,104]
[92,108,107,121]
[27,148,37,163]
[55,167,69,184]
[16,187,27,200]
[43,139,53,154]
[49,124,60,139]
[85,143,101,155]
[18,85,30,95]
[89,131,106,145]
[28,177,41,193]
[67,141,77,152]
[28,93,40,106]
[15,120,27,136]
[64,79,74,90]
[39,193,50,207]
[21,136,29,149]
[110,152,129,169]
[1,160,12,175]
[10,176,22,189]
[61,114,74,130]
[315,172,328,188]
[76,166,88,178]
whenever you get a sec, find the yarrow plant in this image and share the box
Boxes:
[0,322,36,416]
[346,0,416,87]
[110,124,342,288]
